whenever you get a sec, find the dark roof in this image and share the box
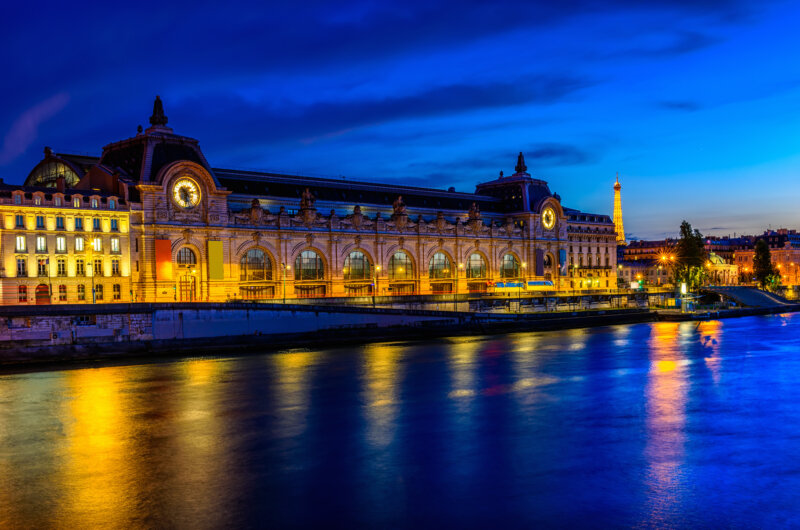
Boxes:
[0,182,125,201]
[215,168,509,214]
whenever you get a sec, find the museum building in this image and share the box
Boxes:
[0,97,617,304]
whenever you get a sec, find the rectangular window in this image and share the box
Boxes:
[58,284,67,301]
[109,199,116,209]
[91,198,99,208]
[93,237,102,252]
[15,235,26,252]
[77,284,86,301]
[15,215,24,228]
[34,196,42,206]
[16,258,26,277]
[14,194,22,205]
[93,218,101,231]
[36,216,45,229]
[73,197,81,208]
[36,235,47,253]
[56,217,65,230]
[54,197,62,207]
[57,259,66,277]
[75,217,84,231]
[110,218,119,232]
[135,239,139,253]
[37,258,48,277]
[56,236,66,253]
[94,259,102,276]
[75,237,84,252]
[111,237,120,254]
[18,285,27,303]
[95,284,104,301]
[76,258,85,277]
[111,259,120,276]
[113,283,121,300]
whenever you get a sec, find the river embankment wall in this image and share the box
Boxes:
[0,303,654,365]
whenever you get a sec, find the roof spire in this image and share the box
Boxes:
[149,95,168,126]
[514,152,527,174]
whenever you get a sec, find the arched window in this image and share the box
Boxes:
[240,248,272,281]
[295,250,324,281]
[176,247,197,268]
[388,251,413,280]
[428,252,452,279]
[343,251,371,280]
[500,254,521,278]
[466,253,487,279]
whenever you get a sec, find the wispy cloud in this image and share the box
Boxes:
[0,93,70,165]
[658,100,702,111]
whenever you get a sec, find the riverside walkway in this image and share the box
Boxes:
[704,286,793,308]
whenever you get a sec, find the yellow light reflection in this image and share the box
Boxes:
[699,320,723,384]
[272,350,316,440]
[362,343,402,448]
[642,322,687,525]
[56,367,134,527]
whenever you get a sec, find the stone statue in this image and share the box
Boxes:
[300,187,316,209]
[393,195,406,216]
[468,202,480,220]
[249,198,264,223]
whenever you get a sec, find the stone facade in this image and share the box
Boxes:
[2,98,617,304]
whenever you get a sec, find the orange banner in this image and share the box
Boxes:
[155,239,173,280]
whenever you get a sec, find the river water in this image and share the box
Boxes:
[1,315,799,527]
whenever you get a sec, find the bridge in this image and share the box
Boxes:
[703,286,793,308]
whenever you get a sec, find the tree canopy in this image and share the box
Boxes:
[673,220,707,291]
[753,239,777,289]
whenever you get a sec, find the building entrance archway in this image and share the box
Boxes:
[35,284,50,305]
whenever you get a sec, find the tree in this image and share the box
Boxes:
[673,220,707,291]
[753,239,775,289]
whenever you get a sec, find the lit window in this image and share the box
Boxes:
[109,199,116,209]
[73,197,80,208]
[113,283,121,300]
[91,198,98,208]
[75,237,85,252]
[59,284,67,301]
[343,251,371,281]
[18,285,27,302]
[16,258,26,277]
[177,247,197,267]
[56,236,66,253]
[15,235,26,253]
[36,236,47,253]
[499,254,521,279]
[34,196,42,206]
[93,259,102,276]
[92,237,102,252]
[294,250,325,281]
[37,259,48,277]
[389,251,414,280]
[111,259,120,276]
[465,253,487,279]
[76,259,85,277]
[54,197,62,207]
[57,259,66,277]
[428,252,452,279]
[111,237,120,254]
[77,284,86,301]
[95,284,103,301]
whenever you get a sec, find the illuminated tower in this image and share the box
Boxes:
[613,173,625,244]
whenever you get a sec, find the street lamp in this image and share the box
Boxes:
[455,262,464,312]
[282,263,291,303]
[373,264,381,308]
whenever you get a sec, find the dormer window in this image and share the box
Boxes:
[91,198,99,208]
[14,194,22,205]
[73,197,80,208]
[109,198,116,210]
[54,196,62,207]
[34,196,42,206]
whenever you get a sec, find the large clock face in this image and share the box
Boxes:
[172,177,201,209]
[542,207,556,230]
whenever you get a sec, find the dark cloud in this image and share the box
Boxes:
[173,74,592,149]
[658,100,702,111]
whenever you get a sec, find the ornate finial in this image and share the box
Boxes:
[515,152,527,174]
[44,146,53,156]
[499,170,504,178]
[149,95,168,126]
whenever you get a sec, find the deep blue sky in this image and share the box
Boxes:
[2,1,799,239]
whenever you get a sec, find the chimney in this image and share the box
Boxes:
[56,175,65,193]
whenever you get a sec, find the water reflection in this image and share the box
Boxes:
[643,323,689,524]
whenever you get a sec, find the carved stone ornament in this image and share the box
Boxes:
[438,238,445,247]
[354,235,362,246]
[300,187,316,209]
[306,233,314,246]
[398,237,405,248]
[474,239,480,248]
[252,231,261,243]
[435,212,446,232]
[395,214,409,231]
